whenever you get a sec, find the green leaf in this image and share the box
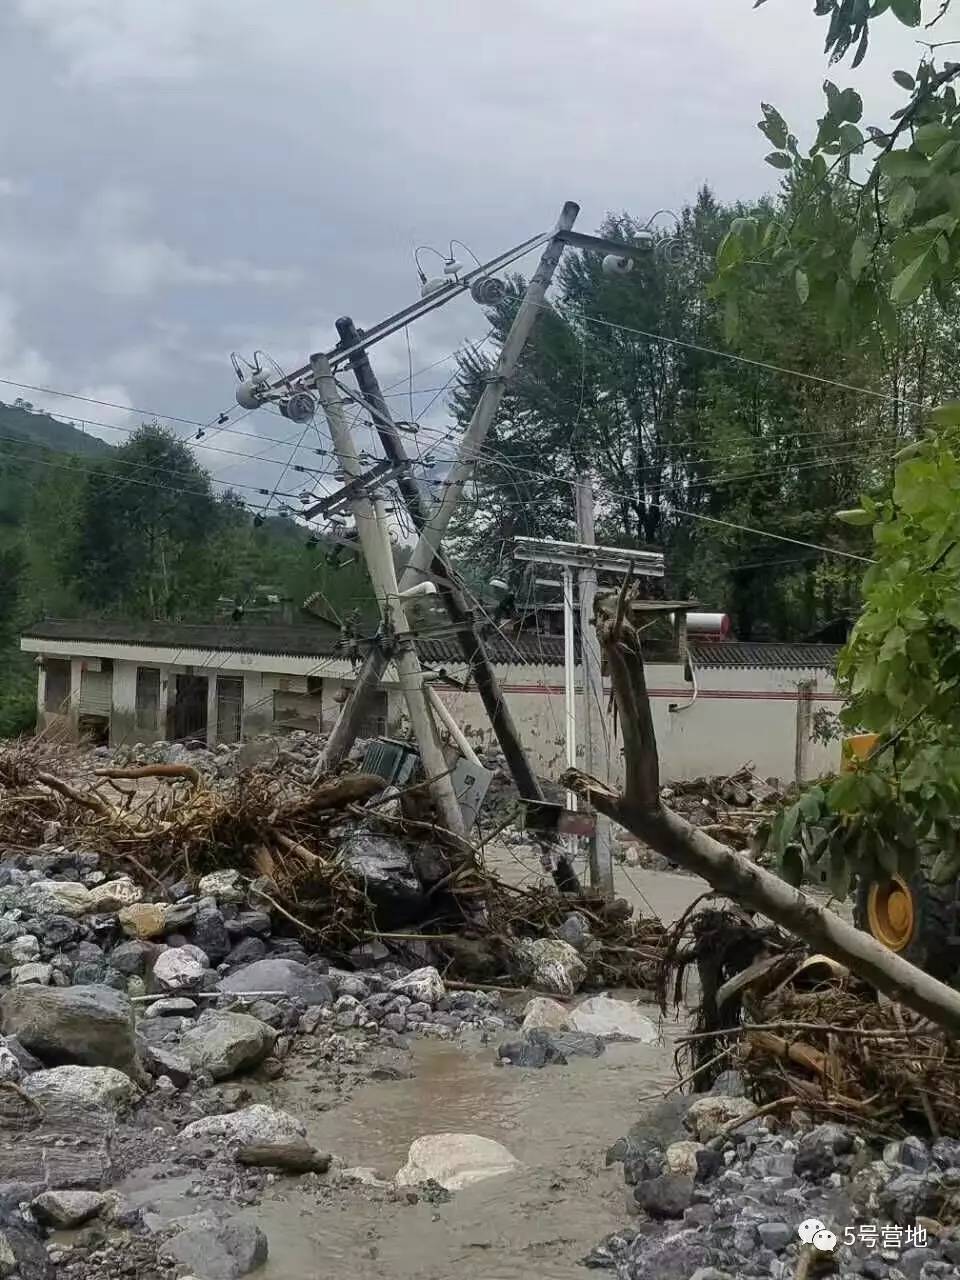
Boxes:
[837,88,863,125]
[879,151,930,179]
[827,847,852,900]
[781,803,801,848]
[889,0,921,26]
[795,269,810,305]
[836,507,875,525]
[799,787,826,821]
[891,248,937,305]
[888,182,916,227]
[828,772,870,813]
[849,236,873,281]
[765,152,793,170]
[916,123,953,155]
[716,231,741,271]
[839,123,864,152]
[930,401,960,428]
[893,70,916,91]
[876,839,899,877]
[759,103,789,151]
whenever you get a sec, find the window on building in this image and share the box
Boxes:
[217,676,243,744]
[306,675,323,697]
[135,667,161,731]
[44,659,71,713]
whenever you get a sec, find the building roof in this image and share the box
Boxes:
[689,641,841,671]
[21,620,840,672]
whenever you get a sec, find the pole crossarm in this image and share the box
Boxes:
[512,536,665,577]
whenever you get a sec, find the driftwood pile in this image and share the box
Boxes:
[664,903,960,1139]
[662,767,785,854]
[0,740,667,991]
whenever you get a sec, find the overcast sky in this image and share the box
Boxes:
[0,0,948,508]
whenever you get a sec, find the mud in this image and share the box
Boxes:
[118,1011,684,1280]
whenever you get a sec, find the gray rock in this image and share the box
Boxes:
[219,958,332,1006]
[794,1123,855,1180]
[511,937,586,996]
[143,1045,192,1088]
[179,1011,277,1080]
[23,1064,139,1111]
[237,911,271,936]
[897,1136,932,1172]
[225,937,268,968]
[12,962,52,986]
[297,1007,326,1035]
[498,1028,567,1068]
[382,1012,406,1033]
[180,1104,305,1147]
[0,984,141,1076]
[339,832,425,926]
[556,911,592,952]
[31,1189,107,1228]
[109,939,159,977]
[606,1133,666,1186]
[152,945,208,991]
[756,1222,793,1251]
[165,1216,268,1280]
[932,1138,960,1170]
[879,1171,944,1222]
[335,974,369,1000]
[145,996,197,1019]
[192,908,231,964]
[247,1000,284,1028]
[630,1173,695,1219]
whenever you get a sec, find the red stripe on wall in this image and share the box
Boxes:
[492,684,844,703]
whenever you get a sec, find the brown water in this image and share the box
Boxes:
[122,1016,684,1280]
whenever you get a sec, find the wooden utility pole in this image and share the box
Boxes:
[309,354,465,836]
[575,476,614,896]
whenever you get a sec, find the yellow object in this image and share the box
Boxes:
[841,733,880,772]
[866,874,916,952]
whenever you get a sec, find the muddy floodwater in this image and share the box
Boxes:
[120,1014,684,1280]
[114,859,706,1279]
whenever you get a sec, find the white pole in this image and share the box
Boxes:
[575,476,614,896]
[562,563,578,864]
[310,355,465,835]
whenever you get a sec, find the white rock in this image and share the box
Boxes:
[0,1046,21,1083]
[180,1104,306,1148]
[389,966,445,1005]
[512,938,585,997]
[23,881,93,918]
[23,1065,140,1111]
[88,877,143,912]
[153,946,208,991]
[665,1140,705,1178]
[395,1133,519,1191]
[32,1189,108,1229]
[197,870,245,903]
[521,997,571,1032]
[12,962,52,986]
[8,935,40,965]
[0,1230,16,1278]
[684,1095,756,1142]
[569,995,658,1043]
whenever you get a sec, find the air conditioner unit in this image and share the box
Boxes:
[361,738,421,788]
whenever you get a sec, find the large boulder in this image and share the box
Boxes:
[8,881,93,918]
[178,1012,277,1080]
[0,985,141,1077]
[22,1065,139,1111]
[395,1133,519,1191]
[218,958,332,1007]
[164,1217,268,1280]
[569,995,658,1043]
[339,832,425,926]
[511,938,586,996]
[521,997,571,1032]
[684,1096,756,1143]
[389,966,444,1006]
[31,1189,108,1229]
[180,1104,305,1148]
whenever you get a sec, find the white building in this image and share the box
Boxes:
[20,618,843,784]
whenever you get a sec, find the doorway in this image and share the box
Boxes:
[172,674,208,744]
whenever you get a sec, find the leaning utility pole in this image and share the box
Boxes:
[326,316,581,893]
[310,353,466,836]
[575,476,614,896]
[321,200,581,769]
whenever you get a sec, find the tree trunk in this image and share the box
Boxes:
[560,599,960,1038]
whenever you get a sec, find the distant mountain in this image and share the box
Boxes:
[0,400,112,459]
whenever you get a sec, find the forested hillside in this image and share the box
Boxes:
[0,414,377,736]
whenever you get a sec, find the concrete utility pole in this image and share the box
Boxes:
[310,353,466,836]
[322,317,580,893]
[322,201,580,768]
[575,476,614,896]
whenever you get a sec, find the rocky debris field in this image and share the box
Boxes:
[591,1075,960,1280]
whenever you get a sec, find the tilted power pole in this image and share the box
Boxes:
[321,200,580,768]
[324,316,581,892]
[309,353,466,836]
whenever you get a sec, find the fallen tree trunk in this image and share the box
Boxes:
[561,599,960,1039]
[92,764,200,785]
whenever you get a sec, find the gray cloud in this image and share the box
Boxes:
[1,0,922,500]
